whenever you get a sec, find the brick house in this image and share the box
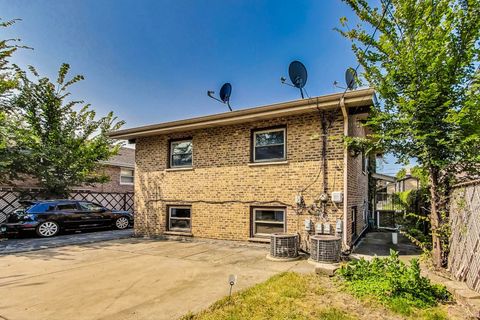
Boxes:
[109,89,375,249]
[96,147,135,193]
[0,147,135,193]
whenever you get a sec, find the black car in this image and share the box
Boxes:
[0,200,134,238]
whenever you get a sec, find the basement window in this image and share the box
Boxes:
[252,127,286,162]
[168,206,191,232]
[252,207,285,237]
[169,139,193,168]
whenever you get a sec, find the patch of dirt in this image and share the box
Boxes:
[310,275,403,320]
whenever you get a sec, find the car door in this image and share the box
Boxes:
[55,202,85,229]
[77,202,110,228]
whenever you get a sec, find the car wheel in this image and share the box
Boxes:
[36,221,60,237]
[115,217,129,230]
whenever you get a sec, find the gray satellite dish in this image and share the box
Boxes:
[345,67,358,90]
[288,61,308,98]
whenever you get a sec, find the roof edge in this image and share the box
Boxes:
[109,88,375,140]
[100,161,135,168]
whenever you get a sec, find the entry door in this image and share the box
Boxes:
[351,206,357,240]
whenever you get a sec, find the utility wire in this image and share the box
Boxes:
[340,0,392,103]
[299,1,392,196]
[144,2,394,212]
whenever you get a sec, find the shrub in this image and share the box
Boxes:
[336,250,451,315]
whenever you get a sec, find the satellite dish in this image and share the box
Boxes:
[284,60,308,99]
[345,67,358,90]
[289,61,308,88]
[219,83,232,103]
[207,82,233,111]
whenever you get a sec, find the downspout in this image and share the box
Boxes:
[340,97,350,250]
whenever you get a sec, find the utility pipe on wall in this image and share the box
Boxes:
[340,97,350,250]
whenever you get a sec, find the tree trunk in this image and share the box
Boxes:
[429,166,443,268]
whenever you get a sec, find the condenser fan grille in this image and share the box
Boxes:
[310,235,341,263]
[269,233,299,259]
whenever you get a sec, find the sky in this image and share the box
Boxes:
[0,0,403,175]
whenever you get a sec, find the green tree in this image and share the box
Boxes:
[11,63,125,197]
[0,18,29,183]
[338,0,480,267]
[396,168,407,180]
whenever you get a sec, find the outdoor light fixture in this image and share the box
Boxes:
[228,274,237,297]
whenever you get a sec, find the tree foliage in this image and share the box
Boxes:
[338,0,480,267]
[0,17,125,198]
[0,18,30,183]
[10,64,125,197]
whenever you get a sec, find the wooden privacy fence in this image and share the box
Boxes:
[0,187,134,223]
[449,180,480,293]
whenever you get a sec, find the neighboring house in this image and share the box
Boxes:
[372,172,396,194]
[96,147,135,193]
[0,147,135,193]
[373,172,419,194]
[393,175,419,193]
[109,88,375,248]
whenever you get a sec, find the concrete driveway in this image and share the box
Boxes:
[0,238,311,320]
[0,229,134,254]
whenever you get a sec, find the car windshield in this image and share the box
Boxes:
[79,202,104,211]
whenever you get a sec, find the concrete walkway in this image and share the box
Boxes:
[0,237,312,320]
[351,230,421,262]
[0,229,134,254]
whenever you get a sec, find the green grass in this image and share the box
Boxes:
[182,271,452,320]
[181,272,355,320]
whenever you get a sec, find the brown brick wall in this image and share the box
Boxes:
[134,110,359,249]
[87,165,134,193]
[345,114,370,245]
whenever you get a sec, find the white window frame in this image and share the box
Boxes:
[253,128,286,163]
[168,206,192,232]
[169,139,193,168]
[252,207,286,237]
[120,168,134,185]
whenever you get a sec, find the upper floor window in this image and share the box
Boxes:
[169,139,193,168]
[252,127,286,162]
[120,168,134,185]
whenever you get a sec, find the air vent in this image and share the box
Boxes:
[310,235,341,263]
[269,233,299,260]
